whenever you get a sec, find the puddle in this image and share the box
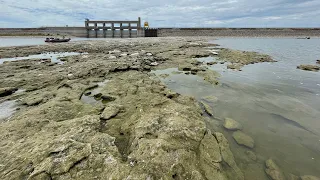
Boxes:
[152,68,216,96]
[0,52,87,64]
[0,100,17,121]
[80,80,110,105]
[14,89,26,94]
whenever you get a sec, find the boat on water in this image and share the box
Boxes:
[297,37,311,39]
[45,37,71,43]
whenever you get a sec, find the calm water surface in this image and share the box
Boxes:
[154,38,320,179]
[0,37,105,47]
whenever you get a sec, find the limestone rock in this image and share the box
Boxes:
[24,97,43,106]
[67,73,74,80]
[227,64,242,70]
[202,95,218,103]
[159,74,170,79]
[109,49,121,54]
[109,55,117,59]
[100,104,121,120]
[199,130,225,180]
[178,64,193,71]
[0,87,18,97]
[214,132,244,180]
[101,95,116,103]
[130,52,140,57]
[265,159,286,180]
[197,70,220,85]
[150,62,159,66]
[297,65,320,72]
[301,175,320,180]
[288,174,300,180]
[199,130,222,163]
[207,61,218,65]
[245,150,257,161]
[31,140,92,177]
[223,118,243,131]
[232,131,255,149]
[200,101,214,116]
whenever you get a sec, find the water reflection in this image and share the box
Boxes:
[0,100,17,121]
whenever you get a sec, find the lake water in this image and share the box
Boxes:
[154,38,320,179]
[0,37,105,47]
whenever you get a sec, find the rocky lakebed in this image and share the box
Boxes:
[0,37,319,180]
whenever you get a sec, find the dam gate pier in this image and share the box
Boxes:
[85,17,143,38]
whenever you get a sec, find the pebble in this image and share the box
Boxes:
[150,62,159,66]
[130,53,140,57]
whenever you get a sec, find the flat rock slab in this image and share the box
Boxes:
[223,118,243,131]
[232,131,254,149]
[200,101,214,116]
[297,64,320,72]
[202,95,218,103]
[100,105,120,120]
[265,159,286,180]
[301,175,320,180]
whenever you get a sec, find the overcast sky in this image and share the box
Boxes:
[1,0,320,28]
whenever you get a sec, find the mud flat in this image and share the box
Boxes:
[0,37,305,179]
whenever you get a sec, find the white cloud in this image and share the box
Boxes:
[0,0,319,28]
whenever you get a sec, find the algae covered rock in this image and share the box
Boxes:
[217,48,276,69]
[301,175,320,180]
[202,95,218,103]
[200,101,214,116]
[199,130,222,164]
[245,150,257,161]
[24,97,44,106]
[223,118,243,131]
[265,159,286,180]
[100,104,121,120]
[214,132,244,180]
[232,131,255,149]
[297,65,320,72]
[288,174,300,180]
[197,69,220,85]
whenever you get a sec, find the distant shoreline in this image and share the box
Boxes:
[0,27,320,37]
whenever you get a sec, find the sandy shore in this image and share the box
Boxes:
[0,37,297,179]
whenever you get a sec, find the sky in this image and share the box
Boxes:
[1,0,320,28]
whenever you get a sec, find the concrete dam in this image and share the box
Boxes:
[1,17,320,37]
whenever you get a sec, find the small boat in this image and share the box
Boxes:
[45,37,71,43]
[297,37,311,39]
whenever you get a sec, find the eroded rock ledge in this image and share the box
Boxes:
[0,70,243,180]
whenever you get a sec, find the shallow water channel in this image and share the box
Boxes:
[153,38,320,179]
[0,52,85,64]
